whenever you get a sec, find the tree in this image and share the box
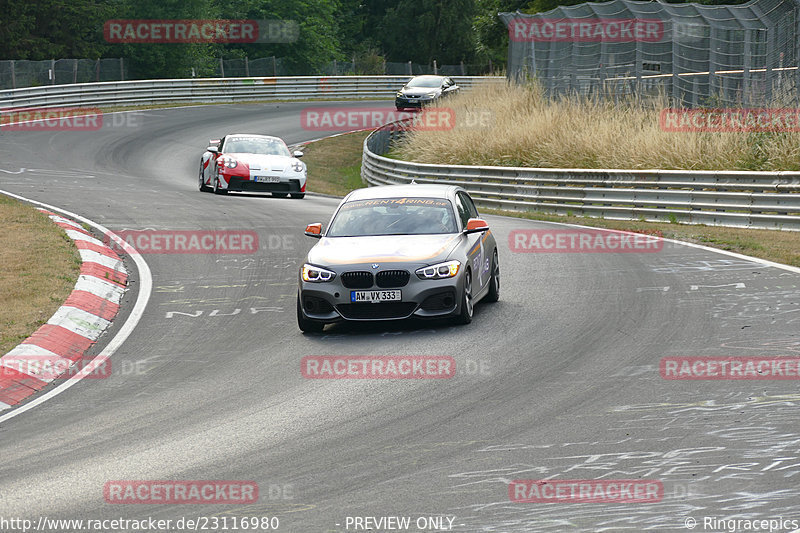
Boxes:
[214,0,343,75]
[378,0,478,65]
[0,0,114,59]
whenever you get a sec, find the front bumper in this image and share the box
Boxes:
[224,176,304,193]
[395,96,436,109]
[299,270,463,323]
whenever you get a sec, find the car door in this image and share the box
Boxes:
[443,77,458,95]
[461,192,491,289]
[209,136,225,180]
[455,192,484,292]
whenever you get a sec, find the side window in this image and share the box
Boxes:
[218,136,226,153]
[454,194,470,230]
[461,192,479,218]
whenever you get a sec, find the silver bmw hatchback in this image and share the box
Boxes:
[297,184,499,332]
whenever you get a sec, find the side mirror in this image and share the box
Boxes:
[293,150,304,158]
[465,218,489,234]
[304,223,322,238]
[206,146,219,154]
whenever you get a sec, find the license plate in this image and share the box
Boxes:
[351,290,401,303]
[255,176,280,183]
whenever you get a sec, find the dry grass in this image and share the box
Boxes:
[0,196,81,355]
[394,82,800,171]
[302,131,370,196]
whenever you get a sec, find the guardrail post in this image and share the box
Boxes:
[272,56,277,76]
[120,58,124,81]
[433,60,438,75]
[407,61,412,75]
[245,56,249,77]
[73,59,78,84]
[50,59,55,84]
[10,59,15,89]
[219,58,225,78]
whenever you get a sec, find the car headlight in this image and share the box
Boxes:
[292,161,305,172]
[396,92,403,97]
[416,260,460,280]
[223,158,238,169]
[302,264,335,282]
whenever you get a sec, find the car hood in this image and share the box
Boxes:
[225,153,294,171]
[400,87,441,96]
[307,234,461,266]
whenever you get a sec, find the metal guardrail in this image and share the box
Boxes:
[362,122,800,230]
[0,76,505,109]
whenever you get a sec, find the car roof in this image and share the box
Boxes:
[225,134,283,142]
[408,75,446,81]
[345,184,461,201]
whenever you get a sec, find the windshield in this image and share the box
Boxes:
[406,77,442,89]
[224,136,290,156]
[327,197,458,237]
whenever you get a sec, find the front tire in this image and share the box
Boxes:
[198,161,211,192]
[290,193,305,199]
[485,249,500,303]
[213,173,228,195]
[297,295,325,333]
[455,269,474,325]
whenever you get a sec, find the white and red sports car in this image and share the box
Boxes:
[199,133,307,198]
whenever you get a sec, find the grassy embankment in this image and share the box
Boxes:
[302,83,799,267]
[0,196,82,355]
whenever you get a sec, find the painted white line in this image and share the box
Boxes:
[74,275,126,303]
[690,283,746,291]
[2,344,62,359]
[64,228,105,246]
[46,306,111,341]
[528,219,800,275]
[78,249,126,271]
[41,212,85,230]
[0,190,152,425]
[0,354,73,383]
[1,342,72,383]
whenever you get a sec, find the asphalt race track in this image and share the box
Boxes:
[1,101,799,532]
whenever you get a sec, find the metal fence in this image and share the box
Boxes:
[1,57,499,90]
[362,121,800,230]
[0,76,505,110]
[500,0,800,107]
[0,59,128,90]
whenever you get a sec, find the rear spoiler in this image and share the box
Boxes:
[209,139,220,145]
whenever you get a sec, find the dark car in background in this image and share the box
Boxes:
[395,75,460,111]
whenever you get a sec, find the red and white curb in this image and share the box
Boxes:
[0,209,127,410]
